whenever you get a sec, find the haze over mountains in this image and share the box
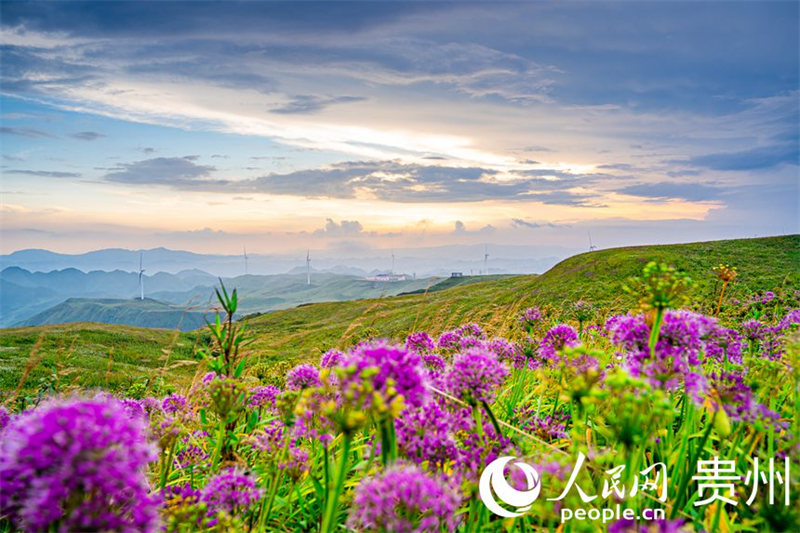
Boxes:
[0,245,573,278]
[0,245,570,329]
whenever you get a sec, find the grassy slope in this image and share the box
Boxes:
[1,235,797,393]
[0,323,202,394]
[398,274,514,295]
[241,235,800,371]
[18,298,210,331]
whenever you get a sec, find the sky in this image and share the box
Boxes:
[1,1,798,256]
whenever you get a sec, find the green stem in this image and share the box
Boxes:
[648,307,665,359]
[321,435,351,533]
[160,439,177,489]
[473,404,484,440]
[481,400,504,439]
[210,419,226,471]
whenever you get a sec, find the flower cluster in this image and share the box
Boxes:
[406,331,436,354]
[340,341,429,412]
[445,348,508,404]
[320,349,345,368]
[347,464,461,533]
[200,468,262,516]
[285,364,322,390]
[539,324,580,362]
[0,397,161,532]
[162,393,188,414]
[248,385,280,409]
[520,306,543,327]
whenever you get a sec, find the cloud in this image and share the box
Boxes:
[71,131,105,141]
[511,218,570,228]
[103,157,216,185]
[270,95,367,114]
[683,144,799,171]
[0,126,55,138]
[620,181,723,201]
[6,169,81,178]
[452,220,495,235]
[312,218,364,237]
[94,158,607,205]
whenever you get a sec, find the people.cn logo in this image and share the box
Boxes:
[479,456,542,517]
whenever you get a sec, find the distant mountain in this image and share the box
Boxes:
[17,298,210,331]
[0,267,439,328]
[0,245,574,277]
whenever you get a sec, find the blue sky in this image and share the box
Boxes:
[1,1,797,254]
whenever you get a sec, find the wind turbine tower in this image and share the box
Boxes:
[391,250,395,275]
[483,245,489,275]
[243,246,249,275]
[306,250,311,285]
[588,231,598,252]
[138,253,145,300]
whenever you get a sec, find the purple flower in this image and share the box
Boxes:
[517,408,571,441]
[705,327,744,365]
[455,417,516,479]
[285,364,322,390]
[119,398,147,421]
[342,341,429,410]
[741,319,765,341]
[0,397,161,532]
[406,331,436,354]
[279,446,310,480]
[446,348,508,404]
[539,324,580,362]
[162,393,188,414]
[422,353,446,372]
[248,385,280,409]
[174,430,210,469]
[779,308,800,331]
[395,402,460,467]
[437,330,461,350]
[520,306,542,326]
[606,311,717,399]
[200,468,262,515]
[251,419,285,454]
[320,349,345,368]
[162,483,201,506]
[0,406,12,432]
[457,323,484,339]
[347,464,461,533]
[486,338,525,369]
[141,396,164,415]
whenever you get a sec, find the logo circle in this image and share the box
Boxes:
[479,456,542,517]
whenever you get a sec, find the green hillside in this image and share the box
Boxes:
[242,235,799,366]
[397,274,513,295]
[0,323,202,395]
[1,235,797,395]
[18,298,210,331]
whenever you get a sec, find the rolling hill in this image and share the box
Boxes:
[17,298,211,331]
[0,235,797,394]
[1,269,439,328]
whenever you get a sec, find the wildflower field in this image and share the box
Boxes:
[1,242,799,532]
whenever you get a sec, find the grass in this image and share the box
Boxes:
[0,323,202,398]
[1,235,797,393]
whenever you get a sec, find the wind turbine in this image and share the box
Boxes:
[588,231,598,252]
[483,245,489,275]
[138,253,145,300]
[306,250,311,285]
[391,250,395,275]
[243,245,249,275]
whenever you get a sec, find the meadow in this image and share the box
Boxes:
[0,236,798,532]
